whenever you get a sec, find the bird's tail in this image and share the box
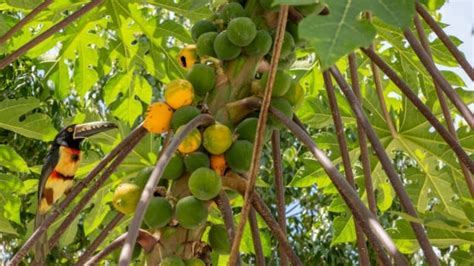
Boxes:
[33,210,48,266]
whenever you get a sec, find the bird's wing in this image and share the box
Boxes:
[37,146,60,202]
[34,146,59,265]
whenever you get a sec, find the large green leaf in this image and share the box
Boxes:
[299,0,376,69]
[146,0,212,21]
[331,214,356,246]
[299,0,415,68]
[0,145,29,173]
[0,98,57,141]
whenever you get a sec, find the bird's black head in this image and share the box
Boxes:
[54,121,118,149]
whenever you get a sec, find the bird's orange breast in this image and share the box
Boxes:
[39,146,81,213]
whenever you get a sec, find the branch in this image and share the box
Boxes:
[361,48,474,173]
[48,128,147,248]
[84,229,157,266]
[75,213,124,266]
[0,0,104,70]
[415,2,474,80]
[413,15,474,197]
[322,72,370,265]
[370,49,397,138]
[214,192,240,265]
[249,208,266,266]
[229,5,289,265]
[403,29,474,129]
[329,66,439,265]
[222,173,302,266]
[8,125,147,265]
[118,114,214,266]
[271,131,288,266]
[269,110,401,265]
[0,0,53,45]
[348,53,377,215]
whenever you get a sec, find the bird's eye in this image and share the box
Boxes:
[67,127,74,132]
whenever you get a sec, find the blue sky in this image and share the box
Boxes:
[440,0,473,90]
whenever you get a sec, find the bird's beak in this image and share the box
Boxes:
[73,121,118,139]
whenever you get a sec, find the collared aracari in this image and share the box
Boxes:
[34,121,117,264]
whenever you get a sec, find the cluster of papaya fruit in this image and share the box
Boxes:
[110,0,326,264]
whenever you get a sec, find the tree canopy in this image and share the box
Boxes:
[0,0,473,265]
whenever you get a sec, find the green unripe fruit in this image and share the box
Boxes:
[260,69,291,97]
[225,140,253,173]
[213,31,241,60]
[184,258,205,266]
[286,21,307,47]
[234,117,272,143]
[244,30,272,56]
[144,197,173,229]
[227,17,257,47]
[283,79,305,109]
[191,20,217,41]
[271,31,295,58]
[134,168,153,190]
[160,256,185,266]
[235,117,257,142]
[163,153,184,180]
[188,167,222,200]
[296,2,326,16]
[186,64,216,96]
[196,32,217,57]
[208,224,231,254]
[259,0,279,11]
[175,196,208,229]
[269,97,293,128]
[203,124,233,155]
[184,151,210,172]
[219,2,246,23]
[171,106,201,132]
[112,183,141,215]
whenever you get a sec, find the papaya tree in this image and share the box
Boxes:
[0,0,473,265]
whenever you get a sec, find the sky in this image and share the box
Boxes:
[439,0,473,90]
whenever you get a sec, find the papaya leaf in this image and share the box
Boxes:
[0,145,29,173]
[331,214,356,246]
[0,212,17,235]
[299,0,376,69]
[0,98,57,141]
[83,188,112,236]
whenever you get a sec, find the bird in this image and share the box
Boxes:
[33,121,117,265]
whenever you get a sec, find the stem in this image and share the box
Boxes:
[403,29,474,129]
[0,0,53,45]
[270,110,402,265]
[362,48,474,173]
[118,114,214,266]
[329,66,440,265]
[415,2,474,80]
[48,128,147,248]
[85,233,128,266]
[8,125,146,266]
[413,15,474,197]
[222,174,302,266]
[348,53,377,215]
[323,72,370,265]
[370,48,397,138]
[271,131,288,266]
[75,213,124,266]
[0,0,104,70]
[84,230,156,266]
[249,208,266,266]
[214,192,240,265]
[228,5,289,265]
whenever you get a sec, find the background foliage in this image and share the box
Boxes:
[0,0,472,264]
